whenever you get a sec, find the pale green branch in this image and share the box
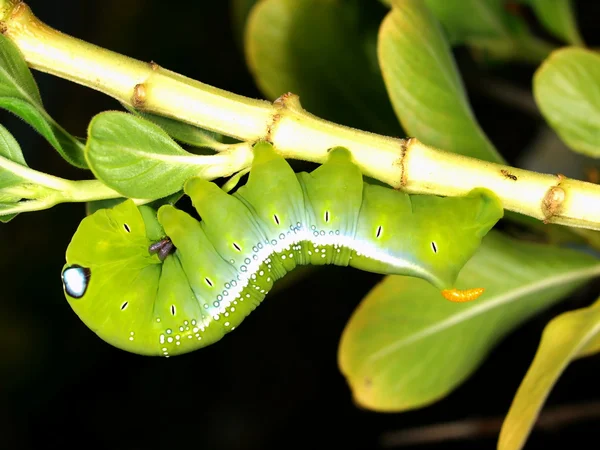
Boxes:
[1,1,600,229]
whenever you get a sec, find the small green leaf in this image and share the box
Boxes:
[0,34,86,167]
[525,0,583,46]
[378,0,504,163]
[498,296,600,450]
[338,231,600,412]
[534,48,600,158]
[123,104,224,149]
[245,0,400,135]
[0,123,27,222]
[0,123,26,188]
[85,112,213,200]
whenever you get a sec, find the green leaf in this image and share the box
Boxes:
[423,0,518,45]
[230,0,260,49]
[338,231,600,412]
[534,48,600,158]
[145,190,184,210]
[85,198,126,216]
[123,104,224,149]
[525,0,583,46]
[245,0,400,135]
[0,123,26,188]
[0,123,27,222]
[85,112,212,199]
[420,0,553,63]
[0,34,87,168]
[498,296,600,450]
[378,0,504,163]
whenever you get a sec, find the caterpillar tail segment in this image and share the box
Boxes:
[441,287,485,303]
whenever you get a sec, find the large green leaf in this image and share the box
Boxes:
[420,0,553,63]
[534,48,600,158]
[0,34,86,168]
[230,0,260,49]
[245,0,400,135]
[524,0,583,46]
[498,296,600,450]
[85,112,214,199]
[338,231,600,411]
[378,0,504,163]
[424,0,521,45]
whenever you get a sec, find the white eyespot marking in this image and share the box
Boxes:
[273,214,280,225]
[431,241,438,253]
[62,265,91,299]
[123,223,131,233]
[325,211,330,223]
[170,304,176,316]
[376,225,383,238]
[205,277,213,287]
[120,301,129,311]
[233,242,242,252]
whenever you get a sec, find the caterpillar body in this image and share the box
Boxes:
[61,142,503,357]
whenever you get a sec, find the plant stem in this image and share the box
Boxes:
[0,153,72,190]
[1,1,600,230]
[0,178,130,216]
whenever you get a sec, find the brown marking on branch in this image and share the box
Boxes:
[266,92,300,142]
[542,174,567,224]
[10,1,26,20]
[149,61,160,71]
[394,138,411,188]
[273,92,298,108]
[132,83,147,109]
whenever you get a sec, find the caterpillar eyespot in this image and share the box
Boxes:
[61,142,503,357]
[62,265,91,299]
[441,288,485,303]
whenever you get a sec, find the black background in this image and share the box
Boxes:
[2,1,600,449]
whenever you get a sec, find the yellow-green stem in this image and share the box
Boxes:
[1,1,600,230]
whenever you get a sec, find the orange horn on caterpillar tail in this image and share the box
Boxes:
[441,288,485,303]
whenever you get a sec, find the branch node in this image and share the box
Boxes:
[273,92,301,110]
[149,60,160,71]
[10,1,26,20]
[132,83,147,109]
[542,177,566,224]
[395,138,411,188]
[266,92,300,142]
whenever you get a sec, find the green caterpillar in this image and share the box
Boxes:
[61,142,503,357]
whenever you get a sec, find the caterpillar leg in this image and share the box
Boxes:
[441,288,485,303]
[148,238,175,261]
